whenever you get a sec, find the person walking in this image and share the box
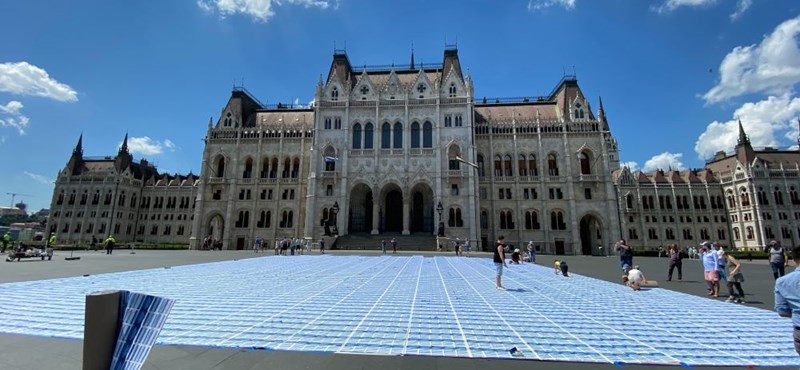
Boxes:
[254,236,262,253]
[1,231,10,253]
[666,244,683,281]
[768,240,789,280]
[319,238,325,254]
[48,234,56,248]
[614,239,633,271]
[391,238,397,254]
[90,235,98,252]
[725,254,746,303]
[775,245,800,355]
[381,239,387,255]
[463,239,471,256]
[699,243,720,298]
[105,234,116,255]
[494,236,508,290]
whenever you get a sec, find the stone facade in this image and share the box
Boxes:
[48,134,198,244]
[190,48,623,253]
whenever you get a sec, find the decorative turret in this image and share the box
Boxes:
[73,133,83,156]
[66,133,85,175]
[410,43,415,70]
[737,120,750,146]
[598,96,609,130]
[119,132,129,155]
[115,132,133,172]
[316,74,324,99]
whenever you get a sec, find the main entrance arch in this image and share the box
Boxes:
[349,184,373,233]
[579,214,603,255]
[380,184,403,233]
[409,183,433,233]
[205,213,224,248]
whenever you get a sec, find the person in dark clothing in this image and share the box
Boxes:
[494,236,508,290]
[319,238,325,254]
[614,239,633,271]
[667,243,683,281]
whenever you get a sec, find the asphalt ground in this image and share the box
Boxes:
[0,248,792,370]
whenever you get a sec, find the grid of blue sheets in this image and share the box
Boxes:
[0,255,796,367]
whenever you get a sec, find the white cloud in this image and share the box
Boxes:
[652,0,717,14]
[694,94,800,159]
[126,136,177,156]
[642,152,686,172]
[729,0,752,21]
[527,0,575,11]
[703,15,800,104]
[24,171,53,185]
[197,0,335,22]
[620,161,639,172]
[0,100,30,134]
[0,62,78,102]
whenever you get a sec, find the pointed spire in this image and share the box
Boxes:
[208,117,213,129]
[737,120,749,145]
[598,96,606,120]
[410,42,415,70]
[73,133,83,156]
[120,132,129,154]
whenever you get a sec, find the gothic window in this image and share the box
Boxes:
[360,85,369,95]
[270,158,278,178]
[381,122,391,148]
[417,83,426,94]
[626,194,634,209]
[518,154,528,176]
[257,210,271,228]
[727,190,735,208]
[733,227,740,240]
[480,210,488,229]
[448,207,463,227]
[448,83,456,97]
[448,145,461,170]
[235,210,250,228]
[324,117,332,129]
[528,154,538,176]
[739,187,750,207]
[324,147,336,171]
[745,226,754,240]
[280,210,294,228]
[550,211,566,230]
[499,210,514,229]
[393,122,403,148]
[548,153,559,176]
[224,112,232,127]
[243,157,253,178]
[774,186,784,205]
[216,156,225,178]
[579,151,591,175]
[524,210,540,230]
[410,122,421,148]
[476,154,485,177]
[422,121,433,148]
[282,158,291,178]
[364,123,374,149]
[331,87,339,101]
[494,155,503,177]
[503,155,513,176]
[352,123,362,149]
[574,103,584,119]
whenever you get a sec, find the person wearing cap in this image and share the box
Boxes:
[775,245,800,354]
[614,239,633,272]
[768,241,789,280]
[699,242,720,298]
[511,248,521,264]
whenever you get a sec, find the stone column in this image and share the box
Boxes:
[402,198,410,235]
[371,190,380,235]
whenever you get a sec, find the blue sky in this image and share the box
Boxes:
[2,0,800,212]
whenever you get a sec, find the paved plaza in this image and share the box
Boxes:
[0,250,795,369]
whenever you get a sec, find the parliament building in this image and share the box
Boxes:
[47,47,800,253]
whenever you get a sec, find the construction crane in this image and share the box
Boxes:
[7,192,32,208]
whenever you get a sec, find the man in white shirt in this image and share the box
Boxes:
[627,265,647,291]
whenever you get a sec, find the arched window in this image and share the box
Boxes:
[448,145,461,170]
[476,154,485,177]
[739,187,750,207]
[518,154,528,176]
[745,226,754,240]
[352,123,362,149]
[216,156,225,178]
[448,207,456,227]
[282,158,291,178]
[550,211,566,230]
[626,194,634,209]
[257,210,271,228]
[381,122,391,148]
[448,83,456,97]
[494,155,503,177]
[280,210,294,228]
[235,211,250,228]
[528,154,538,176]
[480,210,488,229]
[733,227,740,240]
[270,158,278,178]
[292,158,300,178]
[243,157,253,178]
[579,151,591,175]
[260,157,269,178]
[499,210,514,229]
[503,155,513,176]
[774,186,784,205]
[393,122,403,148]
[364,123,374,149]
[410,122,421,148]
[422,121,433,148]
[727,190,735,208]
[331,87,339,101]
[324,147,336,171]
[548,154,559,176]
[524,210,540,230]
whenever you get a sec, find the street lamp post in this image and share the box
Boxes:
[436,201,444,251]
[331,201,339,236]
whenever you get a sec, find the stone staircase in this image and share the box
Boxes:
[333,233,437,251]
